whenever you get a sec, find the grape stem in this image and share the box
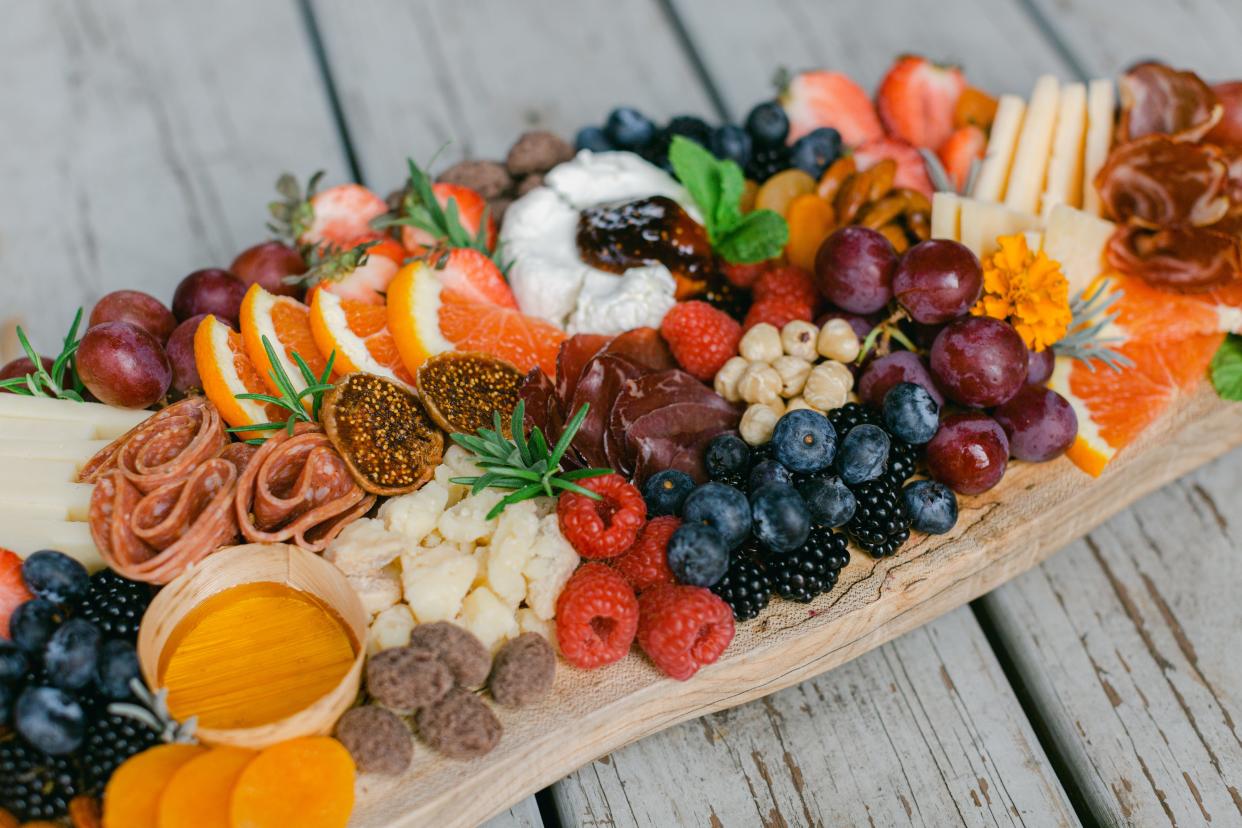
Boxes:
[856,307,918,364]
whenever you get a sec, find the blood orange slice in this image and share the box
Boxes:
[308,289,414,385]
[239,285,329,410]
[194,315,283,439]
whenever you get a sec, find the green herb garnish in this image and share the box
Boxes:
[0,309,86,401]
[1210,334,1242,401]
[226,335,335,444]
[449,400,612,519]
[1052,279,1134,373]
[668,135,788,264]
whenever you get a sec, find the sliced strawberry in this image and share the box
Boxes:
[303,184,388,249]
[938,125,987,192]
[402,183,498,255]
[855,137,933,197]
[0,547,33,640]
[303,241,400,306]
[434,248,518,309]
[781,71,884,148]
[876,56,966,151]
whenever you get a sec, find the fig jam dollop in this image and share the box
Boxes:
[576,196,713,284]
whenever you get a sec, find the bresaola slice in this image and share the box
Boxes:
[555,333,611,409]
[569,355,645,469]
[600,327,675,373]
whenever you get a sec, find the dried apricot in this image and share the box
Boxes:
[784,194,836,271]
[954,86,999,129]
[102,744,205,828]
[157,747,256,828]
[229,737,356,828]
[0,807,17,828]
[754,169,815,217]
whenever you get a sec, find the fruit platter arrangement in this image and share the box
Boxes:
[2,55,1242,827]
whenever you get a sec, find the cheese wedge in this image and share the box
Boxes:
[1041,82,1087,216]
[1081,79,1116,217]
[0,395,147,439]
[931,192,963,241]
[958,198,1043,260]
[972,95,1026,202]
[0,516,100,569]
[1042,204,1117,297]
[1005,76,1061,214]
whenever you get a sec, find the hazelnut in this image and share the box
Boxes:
[713,356,749,402]
[771,355,812,398]
[739,323,782,363]
[817,319,862,363]
[817,360,855,391]
[786,396,816,413]
[739,403,780,446]
[436,160,513,200]
[506,131,575,177]
[781,320,820,361]
[737,362,781,405]
[803,363,851,411]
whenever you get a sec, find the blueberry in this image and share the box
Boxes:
[10,598,64,655]
[772,409,837,474]
[14,685,85,755]
[709,124,753,167]
[705,433,751,480]
[748,458,793,494]
[664,114,712,147]
[95,639,141,700]
[902,480,958,534]
[883,382,941,445]
[682,482,751,550]
[750,485,812,553]
[642,469,696,517]
[797,476,857,527]
[745,100,789,147]
[604,107,657,150]
[43,618,101,691]
[575,125,614,153]
[789,127,842,178]
[22,550,90,606]
[667,523,730,587]
[836,424,891,485]
[0,641,29,685]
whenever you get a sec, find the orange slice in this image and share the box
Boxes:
[308,288,414,385]
[239,285,330,411]
[194,315,283,439]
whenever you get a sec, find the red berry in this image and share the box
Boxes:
[0,547,34,640]
[637,585,735,680]
[659,301,743,381]
[743,297,813,332]
[721,261,767,288]
[612,516,679,593]
[753,265,817,308]
[556,563,639,669]
[557,473,648,559]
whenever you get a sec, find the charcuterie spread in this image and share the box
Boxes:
[1,56,1241,827]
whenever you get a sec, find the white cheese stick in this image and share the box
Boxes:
[0,517,101,570]
[0,395,147,440]
[958,198,1043,260]
[971,95,1026,202]
[0,438,109,464]
[1081,79,1116,217]
[1041,82,1087,216]
[1005,76,1061,214]
[1043,204,1117,297]
[0,480,94,522]
[931,192,963,241]
[0,417,98,441]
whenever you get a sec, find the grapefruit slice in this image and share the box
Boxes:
[194,315,283,439]
[308,288,414,385]
[239,285,330,410]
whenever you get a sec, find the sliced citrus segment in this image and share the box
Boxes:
[239,285,329,411]
[438,301,565,377]
[308,288,413,385]
[194,315,282,439]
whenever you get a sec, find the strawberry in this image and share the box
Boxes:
[938,125,987,192]
[401,183,498,256]
[780,71,884,148]
[876,56,966,151]
[432,248,518,309]
[269,172,389,250]
[301,240,400,306]
[854,137,934,197]
[0,547,33,640]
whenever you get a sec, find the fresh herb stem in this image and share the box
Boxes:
[0,309,86,401]
[225,336,335,442]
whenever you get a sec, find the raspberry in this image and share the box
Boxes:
[659,300,743,381]
[743,297,813,331]
[637,584,735,680]
[555,563,639,669]
[754,265,817,307]
[612,516,679,593]
[721,261,767,288]
[557,473,647,559]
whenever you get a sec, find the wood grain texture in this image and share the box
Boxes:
[555,606,1078,827]
[346,384,1242,828]
[482,796,544,828]
[0,0,347,352]
[308,0,717,189]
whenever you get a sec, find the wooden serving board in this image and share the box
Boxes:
[351,382,1242,828]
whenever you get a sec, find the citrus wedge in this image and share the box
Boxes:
[194,315,282,440]
[239,285,330,411]
[308,288,414,385]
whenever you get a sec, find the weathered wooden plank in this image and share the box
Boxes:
[0,0,348,353]
[555,606,1078,827]
[482,795,544,828]
[307,0,717,189]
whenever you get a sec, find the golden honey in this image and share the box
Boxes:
[157,582,357,730]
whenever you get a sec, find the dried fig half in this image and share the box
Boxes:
[416,351,523,436]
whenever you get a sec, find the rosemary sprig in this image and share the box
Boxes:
[226,335,335,444]
[450,400,612,519]
[1052,279,1135,373]
[0,309,86,401]
[919,148,982,196]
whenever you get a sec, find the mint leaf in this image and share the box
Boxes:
[1211,334,1242,400]
[668,136,722,238]
[715,209,789,264]
[714,159,745,232]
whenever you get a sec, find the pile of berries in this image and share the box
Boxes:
[1,549,156,821]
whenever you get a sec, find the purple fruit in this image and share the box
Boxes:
[166,314,207,395]
[76,322,171,409]
[1025,347,1055,385]
[930,316,1027,408]
[926,412,1009,495]
[229,241,307,299]
[89,290,177,345]
[0,355,54,393]
[857,350,944,408]
[171,268,247,326]
[993,385,1078,462]
[813,226,897,314]
[892,240,983,324]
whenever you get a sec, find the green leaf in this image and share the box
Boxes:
[714,209,789,264]
[548,403,590,470]
[1211,334,1242,400]
[560,467,613,481]
[714,159,746,232]
[669,136,724,241]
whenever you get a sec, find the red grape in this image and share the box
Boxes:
[892,240,982,324]
[171,269,247,325]
[89,290,177,344]
[813,226,896,314]
[0,355,54,393]
[857,350,944,407]
[993,385,1078,462]
[930,317,1026,408]
[76,322,171,408]
[1025,347,1055,386]
[166,314,207,395]
[229,241,307,299]
[926,412,1009,494]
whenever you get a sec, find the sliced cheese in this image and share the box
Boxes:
[0,395,147,439]
[1005,75,1061,214]
[1043,204,1117,297]
[958,198,1043,260]
[1041,82,1088,216]
[1081,78,1116,217]
[0,479,94,522]
[931,192,963,241]
[0,417,97,441]
[7,458,82,486]
[972,95,1026,202]
[0,438,109,463]
[0,517,100,570]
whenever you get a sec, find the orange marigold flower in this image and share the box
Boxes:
[971,234,1071,351]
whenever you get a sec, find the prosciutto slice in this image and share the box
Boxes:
[79,396,227,491]
[235,423,374,552]
[1119,61,1223,143]
[1106,224,1242,293]
[1095,135,1231,227]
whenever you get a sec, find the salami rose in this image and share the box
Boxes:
[1106,224,1242,293]
[1119,61,1223,143]
[79,396,227,490]
[1095,135,1231,227]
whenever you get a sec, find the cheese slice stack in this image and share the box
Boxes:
[0,395,148,568]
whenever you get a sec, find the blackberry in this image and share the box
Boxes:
[712,558,771,621]
[827,402,881,435]
[846,478,911,558]
[75,570,153,642]
[0,735,78,821]
[711,470,747,490]
[701,277,751,321]
[747,441,774,470]
[765,525,848,603]
[746,145,791,182]
[884,437,920,489]
[77,712,161,796]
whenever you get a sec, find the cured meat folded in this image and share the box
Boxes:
[79,396,228,491]
[1095,136,1231,228]
[235,423,375,552]
[1106,224,1242,293]
[1119,61,1223,144]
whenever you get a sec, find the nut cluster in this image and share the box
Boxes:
[817,156,932,253]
